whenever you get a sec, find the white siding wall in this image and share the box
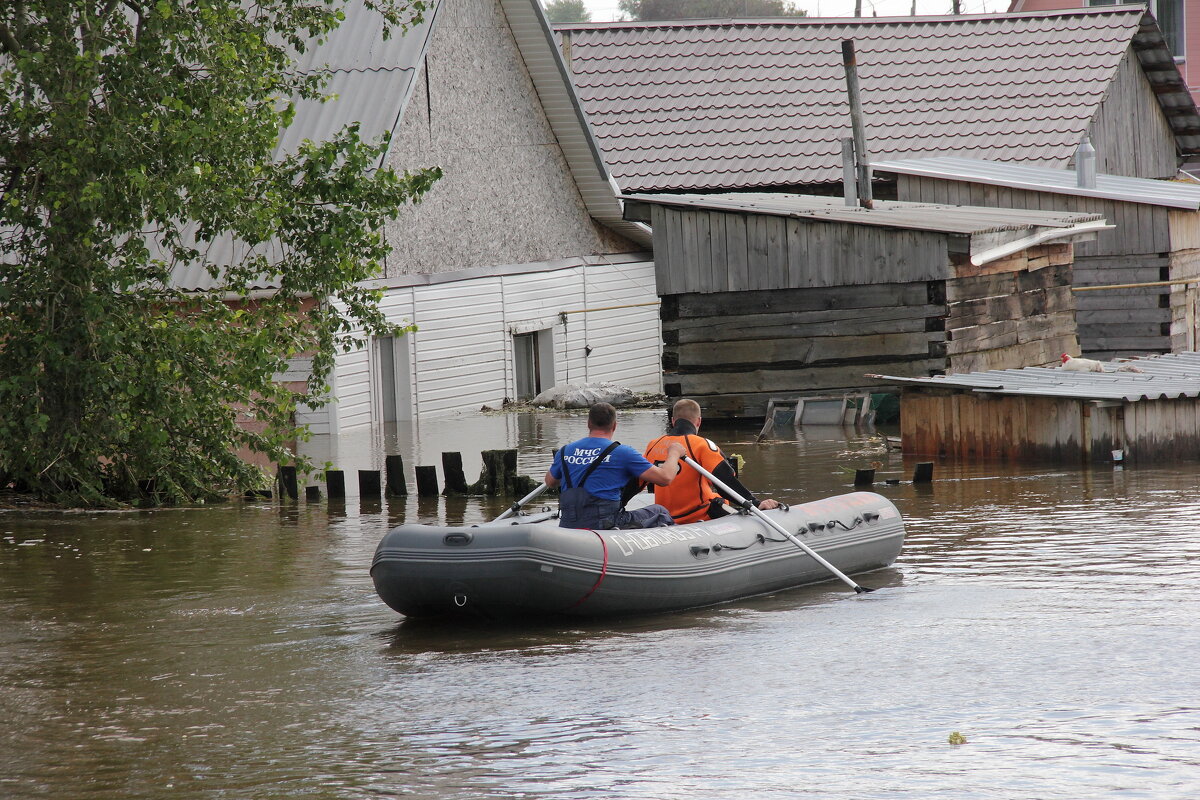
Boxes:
[329,259,660,431]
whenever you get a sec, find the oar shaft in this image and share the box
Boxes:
[682,456,870,593]
[494,482,550,521]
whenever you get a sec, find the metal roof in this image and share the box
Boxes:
[557,7,1200,193]
[869,352,1200,402]
[872,156,1200,210]
[170,0,439,292]
[622,192,1104,235]
[170,0,648,292]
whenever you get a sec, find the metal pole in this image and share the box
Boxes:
[842,137,858,207]
[841,40,873,208]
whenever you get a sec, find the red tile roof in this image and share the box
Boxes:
[558,8,1194,192]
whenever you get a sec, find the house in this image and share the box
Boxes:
[622,192,1107,418]
[172,0,664,434]
[1006,1,1199,109]
[874,155,1200,358]
[557,8,1200,193]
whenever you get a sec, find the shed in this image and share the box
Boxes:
[868,352,1200,463]
[874,156,1200,360]
[622,192,1107,418]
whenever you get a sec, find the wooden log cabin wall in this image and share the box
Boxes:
[893,174,1200,359]
[626,195,1104,419]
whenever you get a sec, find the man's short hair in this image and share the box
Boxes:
[672,398,702,422]
[588,402,617,431]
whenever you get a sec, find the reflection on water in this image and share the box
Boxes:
[2,409,1200,799]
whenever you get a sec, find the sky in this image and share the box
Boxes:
[579,0,1008,23]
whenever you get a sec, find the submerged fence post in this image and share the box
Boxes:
[385,455,407,496]
[325,469,346,500]
[912,462,934,483]
[359,470,381,498]
[415,466,439,497]
[277,465,298,501]
[441,452,471,496]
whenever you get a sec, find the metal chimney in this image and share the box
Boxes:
[1076,135,1097,189]
[841,40,873,208]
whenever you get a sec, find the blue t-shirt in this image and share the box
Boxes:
[550,436,654,501]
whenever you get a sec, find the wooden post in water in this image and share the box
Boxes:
[441,452,471,496]
[325,469,346,500]
[277,465,298,501]
[305,485,321,502]
[854,468,875,486]
[912,462,934,483]
[468,449,539,496]
[359,470,382,498]
[385,455,407,496]
[415,465,440,497]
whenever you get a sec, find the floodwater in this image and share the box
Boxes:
[2,408,1199,799]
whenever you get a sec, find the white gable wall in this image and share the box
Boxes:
[325,258,660,428]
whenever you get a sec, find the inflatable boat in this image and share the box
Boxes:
[371,491,905,619]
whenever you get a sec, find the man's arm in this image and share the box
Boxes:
[639,441,685,486]
[710,458,780,510]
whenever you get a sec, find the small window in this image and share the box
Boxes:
[513,329,554,401]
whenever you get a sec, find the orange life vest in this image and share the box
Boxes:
[643,433,728,524]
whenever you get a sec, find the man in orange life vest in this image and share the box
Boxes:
[640,399,781,524]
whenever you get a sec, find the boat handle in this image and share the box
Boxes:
[443,533,473,546]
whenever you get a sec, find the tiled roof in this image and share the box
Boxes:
[558,8,1199,193]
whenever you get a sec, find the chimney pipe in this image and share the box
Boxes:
[1076,135,1096,189]
[841,40,873,208]
[842,138,858,207]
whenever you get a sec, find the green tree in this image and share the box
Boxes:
[618,0,807,19]
[0,1,441,506]
[545,0,591,22]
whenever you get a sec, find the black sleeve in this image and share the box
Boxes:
[711,459,757,506]
[620,475,647,507]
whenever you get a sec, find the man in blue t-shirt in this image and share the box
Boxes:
[546,402,685,530]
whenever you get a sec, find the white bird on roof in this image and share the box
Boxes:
[1060,353,1106,372]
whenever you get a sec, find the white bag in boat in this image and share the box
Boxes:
[531,382,636,409]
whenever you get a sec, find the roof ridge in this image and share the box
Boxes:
[554,6,1145,33]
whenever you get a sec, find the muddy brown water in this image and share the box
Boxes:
[2,409,1199,799]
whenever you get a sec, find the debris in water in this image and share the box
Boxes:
[948,731,967,745]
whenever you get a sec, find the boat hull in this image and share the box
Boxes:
[371,491,905,618]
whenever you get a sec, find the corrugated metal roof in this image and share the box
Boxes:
[872,156,1200,210]
[171,0,439,292]
[869,352,1200,401]
[622,192,1104,235]
[558,8,1200,193]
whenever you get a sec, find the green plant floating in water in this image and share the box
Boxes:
[948,731,968,745]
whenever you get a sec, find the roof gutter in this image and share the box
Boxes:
[970,219,1114,266]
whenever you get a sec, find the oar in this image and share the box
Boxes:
[681,456,873,594]
[494,482,550,522]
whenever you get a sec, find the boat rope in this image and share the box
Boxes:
[564,529,609,611]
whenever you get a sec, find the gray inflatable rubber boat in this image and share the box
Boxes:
[371,491,905,619]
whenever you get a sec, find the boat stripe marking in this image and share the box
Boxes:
[564,529,608,610]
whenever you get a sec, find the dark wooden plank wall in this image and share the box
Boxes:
[1087,49,1179,180]
[945,260,1078,373]
[895,172,1192,357]
[660,283,946,418]
[900,389,1200,464]
[1073,253,1171,358]
[651,204,950,296]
